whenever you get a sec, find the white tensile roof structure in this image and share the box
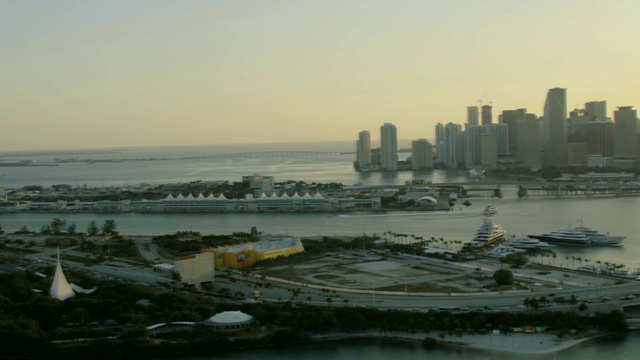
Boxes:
[50,248,75,301]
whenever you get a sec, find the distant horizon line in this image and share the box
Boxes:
[1,139,430,155]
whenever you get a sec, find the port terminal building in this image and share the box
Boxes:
[10,191,380,213]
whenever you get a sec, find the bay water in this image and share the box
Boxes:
[2,141,640,357]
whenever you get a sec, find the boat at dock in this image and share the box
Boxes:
[465,218,506,249]
[573,219,625,246]
[527,227,592,246]
[504,234,555,252]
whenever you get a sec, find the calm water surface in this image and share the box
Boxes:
[2,142,640,357]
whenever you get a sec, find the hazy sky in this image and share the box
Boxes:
[2,0,639,151]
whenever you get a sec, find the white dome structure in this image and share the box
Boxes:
[205,311,255,330]
[415,196,438,207]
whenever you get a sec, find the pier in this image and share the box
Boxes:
[516,183,640,198]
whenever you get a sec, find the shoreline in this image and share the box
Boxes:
[309,330,610,355]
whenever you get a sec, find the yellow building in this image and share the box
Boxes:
[203,233,304,269]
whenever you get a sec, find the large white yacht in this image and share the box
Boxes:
[505,234,555,252]
[527,227,592,246]
[573,219,625,246]
[468,218,505,248]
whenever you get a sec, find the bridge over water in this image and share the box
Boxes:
[177,151,353,160]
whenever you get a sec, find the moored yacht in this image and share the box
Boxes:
[573,219,625,246]
[467,218,506,248]
[505,234,555,252]
[485,245,526,258]
[527,227,591,246]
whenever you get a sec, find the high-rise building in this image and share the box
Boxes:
[371,148,382,166]
[585,101,607,121]
[480,133,497,168]
[568,143,588,166]
[464,124,508,168]
[543,87,568,167]
[568,108,589,143]
[613,106,639,168]
[467,106,479,126]
[586,119,614,157]
[356,130,372,168]
[435,123,445,162]
[515,118,542,168]
[481,105,493,125]
[442,123,462,168]
[501,108,527,155]
[380,123,398,171]
[411,139,433,169]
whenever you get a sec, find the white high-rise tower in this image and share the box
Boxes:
[356,130,372,169]
[380,123,398,171]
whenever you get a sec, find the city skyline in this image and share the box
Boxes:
[2,0,640,151]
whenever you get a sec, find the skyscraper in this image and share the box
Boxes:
[356,130,372,169]
[585,101,607,121]
[516,117,542,168]
[442,123,462,168]
[411,139,433,169]
[543,87,568,167]
[467,106,479,126]
[480,133,497,168]
[481,105,493,125]
[435,123,444,162]
[380,123,398,171]
[465,124,508,168]
[613,106,639,168]
[501,108,527,155]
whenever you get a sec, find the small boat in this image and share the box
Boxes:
[485,245,526,258]
[463,199,472,206]
[483,206,497,216]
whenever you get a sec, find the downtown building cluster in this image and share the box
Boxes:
[357,88,639,171]
[356,123,433,171]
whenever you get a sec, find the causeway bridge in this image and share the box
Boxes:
[178,151,353,160]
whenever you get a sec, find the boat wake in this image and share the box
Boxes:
[337,210,483,219]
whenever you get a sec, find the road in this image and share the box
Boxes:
[8,238,640,315]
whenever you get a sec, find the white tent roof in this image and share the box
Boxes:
[165,194,175,201]
[176,194,185,200]
[186,193,195,200]
[216,193,228,200]
[50,249,75,301]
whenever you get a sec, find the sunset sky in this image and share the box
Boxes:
[2,0,639,151]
